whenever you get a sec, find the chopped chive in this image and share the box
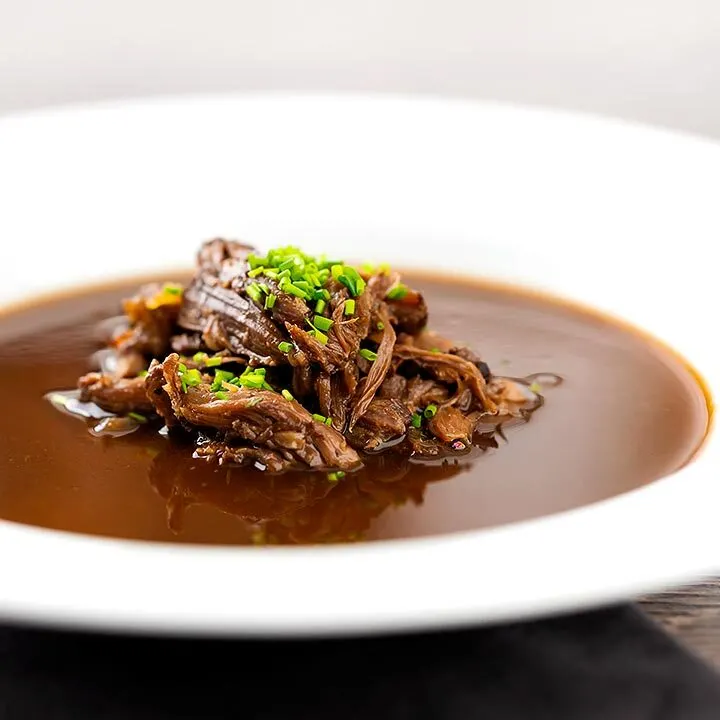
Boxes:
[411,413,422,428]
[163,283,183,295]
[254,367,266,376]
[214,391,230,401]
[424,404,438,418]
[178,363,188,374]
[246,283,263,303]
[181,379,188,393]
[315,298,326,314]
[313,315,333,331]
[247,254,267,269]
[344,299,355,316]
[386,284,409,300]
[283,282,308,299]
[312,413,327,423]
[278,341,293,353]
[321,288,331,300]
[331,264,344,280]
[376,321,385,330]
[312,329,328,345]
[137,370,149,378]
[265,293,277,309]
[237,374,264,389]
[259,283,270,294]
[128,412,148,423]
[359,348,378,362]
[261,381,275,392]
[324,417,333,426]
[327,471,346,483]
[281,389,294,401]
[205,356,223,367]
[192,352,208,363]
[183,368,203,387]
[211,369,234,390]
[247,266,265,278]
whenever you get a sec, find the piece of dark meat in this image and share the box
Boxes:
[367,271,428,334]
[378,373,407,400]
[347,307,397,430]
[145,360,178,428]
[346,398,411,451]
[450,346,492,382]
[427,405,476,444]
[403,376,450,413]
[392,344,496,413]
[178,239,287,365]
[170,332,205,355]
[78,372,154,415]
[155,354,361,471]
[113,283,181,358]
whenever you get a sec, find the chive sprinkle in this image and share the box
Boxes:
[327,471,346,483]
[386,284,409,300]
[246,283,263,303]
[265,293,277,309]
[278,341,293,353]
[313,315,333,331]
[205,356,223,367]
[423,404,438,418]
[137,370,149,377]
[281,389,294,401]
[315,298,327,314]
[359,348,378,362]
[214,391,230,401]
[411,413,422,428]
[312,413,327,424]
[324,417,333,426]
[376,321,384,330]
[344,299,355,316]
[128,412,148,423]
[192,352,208,363]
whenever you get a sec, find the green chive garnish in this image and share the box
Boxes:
[312,413,327,423]
[359,348,378,362]
[315,298,326,314]
[386,284,409,300]
[128,412,148,423]
[214,391,230,401]
[265,293,277,309]
[324,417,333,427]
[278,341,293,353]
[376,321,384,330]
[344,299,355,316]
[281,389,294,401]
[411,413,422,428]
[327,471,346,483]
[205,356,223,367]
[192,352,208,363]
[246,283,263,303]
[313,315,333,331]
[424,404,438,418]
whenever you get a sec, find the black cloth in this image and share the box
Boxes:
[0,606,718,719]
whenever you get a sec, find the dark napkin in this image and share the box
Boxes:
[0,605,718,719]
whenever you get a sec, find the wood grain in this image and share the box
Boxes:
[640,579,720,669]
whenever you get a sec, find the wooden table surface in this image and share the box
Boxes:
[640,579,720,668]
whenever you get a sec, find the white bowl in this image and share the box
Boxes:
[0,94,718,636]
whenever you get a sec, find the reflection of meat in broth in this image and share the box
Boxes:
[0,273,709,545]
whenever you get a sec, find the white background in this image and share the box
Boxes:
[1,0,719,137]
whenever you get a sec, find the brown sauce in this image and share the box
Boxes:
[0,274,709,545]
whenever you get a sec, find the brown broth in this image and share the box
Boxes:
[0,275,709,545]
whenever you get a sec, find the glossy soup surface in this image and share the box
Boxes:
[0,275,709,545]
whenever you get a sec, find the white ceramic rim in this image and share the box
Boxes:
[0,93,718,637]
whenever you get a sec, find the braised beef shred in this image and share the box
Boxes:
[74,238,541,474]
